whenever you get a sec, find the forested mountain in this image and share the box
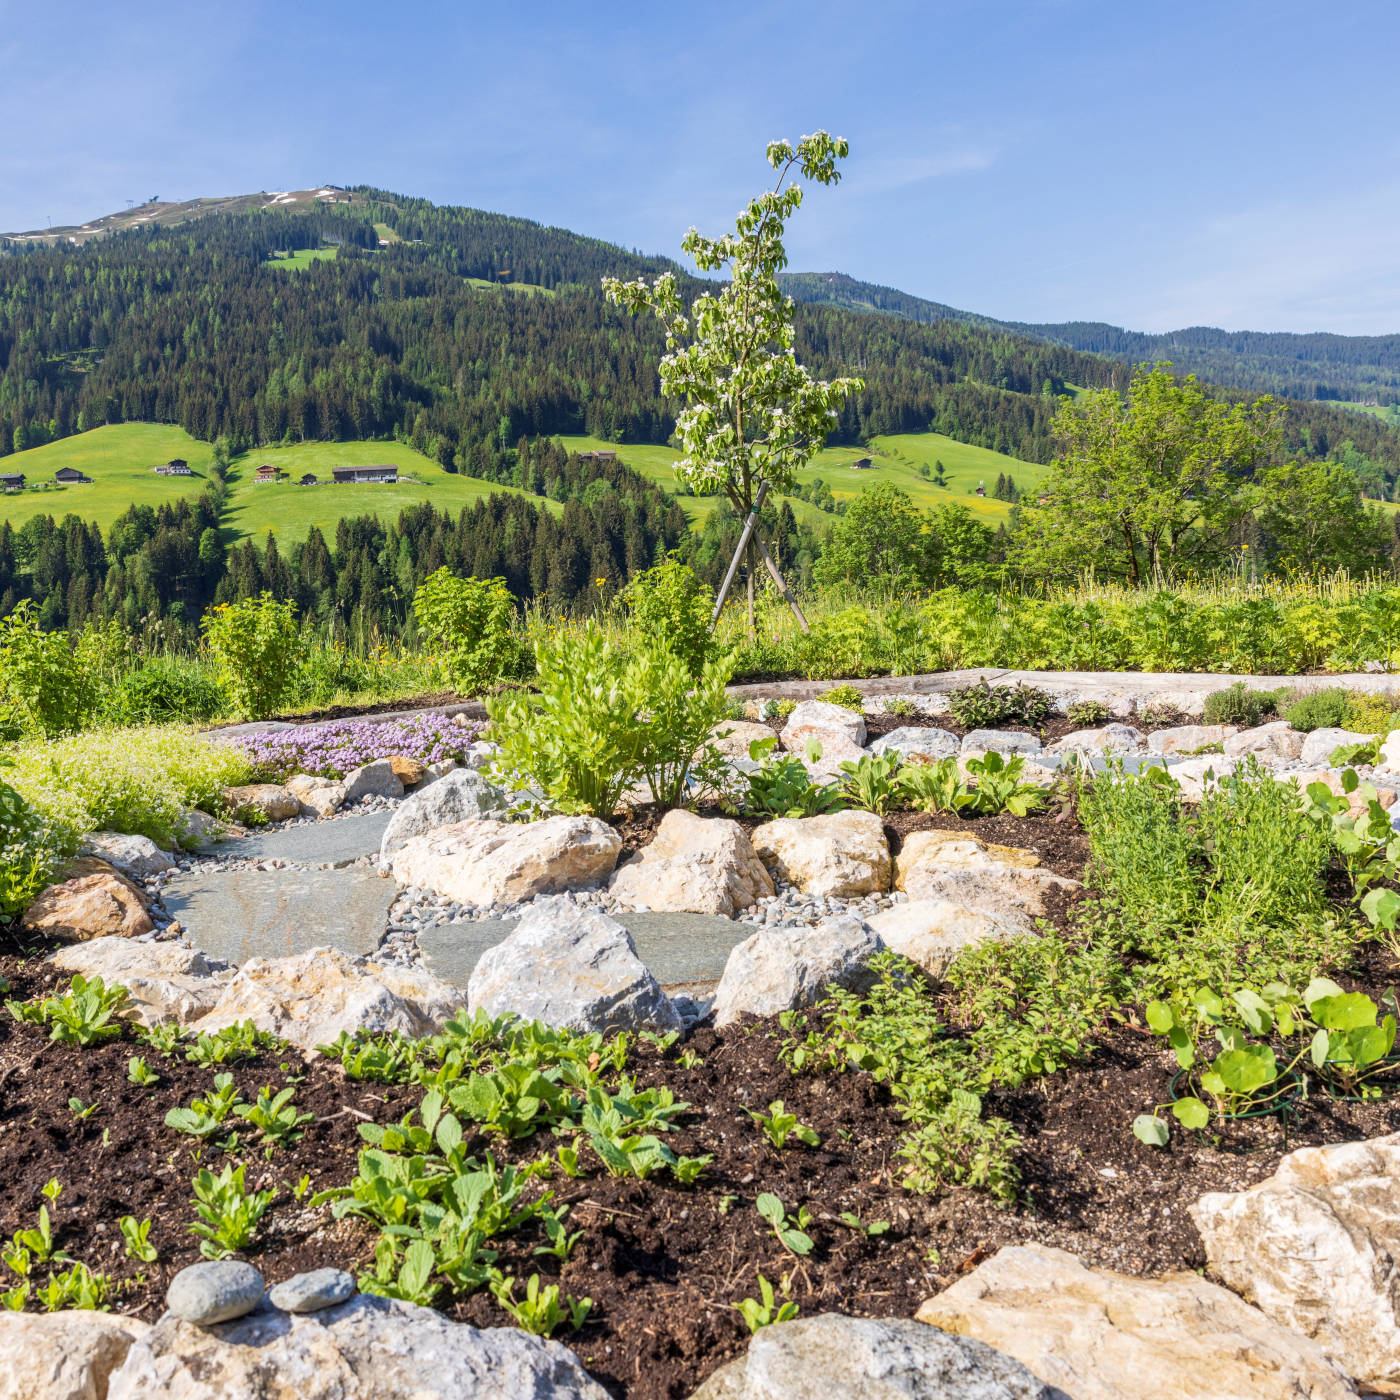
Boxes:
[779,271,1400,409]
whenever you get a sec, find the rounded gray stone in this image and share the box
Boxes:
[166,1260,265,1325]
[268,1267,355,1313]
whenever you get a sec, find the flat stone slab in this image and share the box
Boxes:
[164,867,395,965]
[223,810,394,867]
[417,911,751,998]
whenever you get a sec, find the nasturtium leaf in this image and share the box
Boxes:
[1350,1024,1392,1067]
[1232,989,1272,1036]
[1133,1114,1170,1146]
[1167,1026,1195,1070]
[1145,1001,1175,1034]
[1193,988,1224,1019]
[1361,888,1400,932]
[1303,977,1346,1010]
[1312,992,1378,1032]
[1172,1097,1210,1130]
[1311,1028,1331,1068]
[1214,1045,1277,1096]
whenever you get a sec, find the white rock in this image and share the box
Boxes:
[609,809,773,916]
[390,815,621,906]
[870,726,961,764]
[960,730,1043,757]
[48,938,233,1025]
[1047,723,1145,755]
[1167,754,1238,801]
[709,720,780,760]
[712,915,884,1027]
[178,807,237,850]
[899,865,1079,922]
[80,831,178,878]
[1378,729,1400,774]
[0,1311,150,1400]
[224,783,301,822]
[418,760,460,788]
[751,810,891,897]
[287,773,347,817]
[1299,727,1373,768]
[690,1312,1058,1399]
[916,1244,1355,1400]
[1147,724,1239,755]
[866,899,1030,978]
[780,699,866,751]
[192,946,463,1052]
[894,831,1041,891]
[342,759,405,803]
[1224,721,1306,762]
[469,898,680,1033]
[377,769,508,871]
[107,1295,610,1400]
[1191,1132,1400,1392]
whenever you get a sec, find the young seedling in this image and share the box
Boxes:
[491,1272,592,1336]
[119,1215,158,1263]
[837,1210,890,1237]
[756,1193,814,1256]
[749,1100,820,1149]
[127,1055,160,1086]
[67,1097,99,1121]
[188,1163,273,1260]
[734,1273,799,1333]
[234,1084,314,1152]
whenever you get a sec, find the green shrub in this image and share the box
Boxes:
[488,625,730,816]
[819,684,865,713]
[1344,690,1400,737]
[1284,688,1351,733]
[1065,699,1109,726]
[1202,682,1272,728]
[201,594,303,720]
[412,569,523,697]
[884,698,916,719]
[946,679,1052,729]
[0,603,97,737]
[0,759,71,916]
[103,662,226,725]
[621,558,715,679]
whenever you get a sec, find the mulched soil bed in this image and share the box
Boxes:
[5,927,1400,1400]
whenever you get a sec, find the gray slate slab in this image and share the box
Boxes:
[417,911,751,998]
[226,810,394,867]
[163,867,395,965]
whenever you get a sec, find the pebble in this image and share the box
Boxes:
[166,1260,266,1325]
[268,1267,355,1313]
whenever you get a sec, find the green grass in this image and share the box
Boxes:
[0,425,213,530]
[1331,400,1400,426]
[224,442,547,541]
[464,276,555,297]
[263,247,338,270]
[373,223,401,244]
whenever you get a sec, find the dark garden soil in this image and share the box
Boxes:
[5,930,1400,1400]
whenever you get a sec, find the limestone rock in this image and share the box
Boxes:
[960,729,1042,757]
[468,898,680,1033]
[866,899,1029,978]
[870,726,961,764]
[1147,724,1239,755]
[1166,754,1238,801]
[286,773,347,818]
[80,831,177,878]
[916,1244,1354,1400]
[899,865,1079,922]
[418,759,459,787]
[1224,721,1306,762]
[609,809,773,916]
[1279,768,1399,818]
[179,807,242,851]
[167,1261,266,1325]
[225,783,301,822]
[1378,729,1400,774]
[751,810,890,897]
[0,1311,150,1400]
[1190,1133,1400,1392]
[709,719,780,760]
[390,815,621,906]
[690,1313,1059,1400]
[342,759,404,803]
[377,769,508,871]
[796,731,869,778]
[22,865,153,942]
[269,1269,355,1314]
[192,946,463,1052]
[48,938,232,1025]
[388,754,426,787]
[106,1294,610,1400]
[780,699,866,751]
[1300,727,1373,768]
[1047,723,1145,755]
[894,830,1040,891]
[712,915,884,1027]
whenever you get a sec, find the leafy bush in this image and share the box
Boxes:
[896,757,975,815]
[835,751,902,815]
[489,626,730,816]
[1065,699,1109,726]
[103,662,226,725]
[0,603,96,737]
[201,593,303,720]
[744,738,844,819]
[1344,690,1400,738]
[1202,682,1276,728]
[1284,688,1352,733]
[0,759,71,916]
[412,569,524,697]
[819,684,865,713]
[963,752,1046,817]
[7,726,252,848]
[946,679,1052,729]
[621,558,716,679]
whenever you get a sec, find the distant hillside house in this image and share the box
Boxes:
[299,473,318,486]
[576,451,617,464]
[154,460,192,476]
[332,465,398,484]
[54,467,92,484]
[851,457,873,470]
[253,464,279,483]
[0,473,24,491]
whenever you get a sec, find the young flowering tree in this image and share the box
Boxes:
[603,132,863,634]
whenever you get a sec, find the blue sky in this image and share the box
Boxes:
[2,0,1397,334]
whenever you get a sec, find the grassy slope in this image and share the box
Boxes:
[0,425,213,529]
[264,247,339,270]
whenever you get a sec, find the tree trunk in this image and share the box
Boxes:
[745,535,757,642]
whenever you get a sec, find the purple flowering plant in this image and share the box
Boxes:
[226,712,482,782]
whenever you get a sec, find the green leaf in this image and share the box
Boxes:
[1132,1114,1170,1146]
[1171,1097,1210,1130]
[1213,1045,1277,1096]
[1311,1028,1331,1068]
[1361,888,1400,931]
[1167,1026,1195,1071]
[755,1193,783,1226]
[1145,1001,1175,1034]
[1311,992,1378,1032]
[1231,989,1272,1036]
[1303,976,1346,1009]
